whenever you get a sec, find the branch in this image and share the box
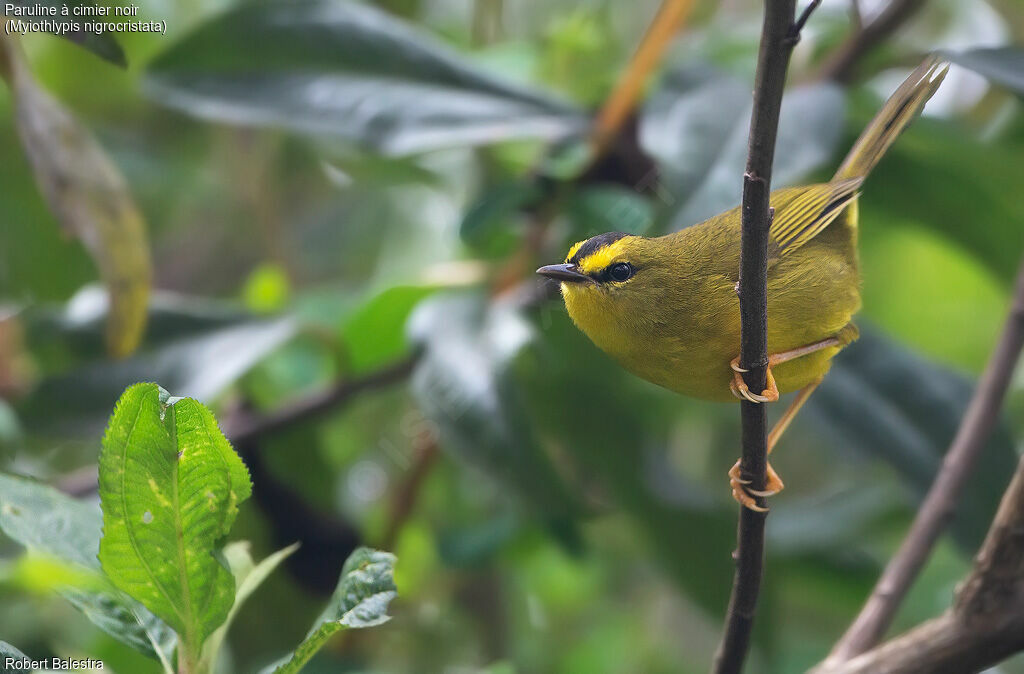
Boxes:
[221,353,420,445]
[589,0,696,160]
[813,415,1024,674]
[712,2,814,672]
[815,0,928,83]
[378,439,441,550]
[823,258,1024,664]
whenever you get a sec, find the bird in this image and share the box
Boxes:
[537,57,948,511]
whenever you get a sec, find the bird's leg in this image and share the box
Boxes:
[729,323,857,403]
[726,323,858,511]
[729,376,823,511]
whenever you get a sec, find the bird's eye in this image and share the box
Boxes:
[607,262,634,283]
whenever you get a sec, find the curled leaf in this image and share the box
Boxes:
[0,35,151,356]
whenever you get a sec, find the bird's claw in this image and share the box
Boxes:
[729,357,779,404]
[728,461,785,512]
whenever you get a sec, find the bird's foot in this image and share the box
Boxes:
[729,460,785,512]
[729,357,780,403]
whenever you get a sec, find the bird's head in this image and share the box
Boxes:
[537,232,665,352]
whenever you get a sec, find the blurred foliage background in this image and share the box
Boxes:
[1,0,1023,672]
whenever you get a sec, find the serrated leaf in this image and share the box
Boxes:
[98,383,252,665]
[0,472,175,660]
[271,547,396,674]
[4,1,126,66]
[945,47,1024,97]
[1,36,150,356]
[144,0,585,155]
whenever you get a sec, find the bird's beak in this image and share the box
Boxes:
[536,263,592,284]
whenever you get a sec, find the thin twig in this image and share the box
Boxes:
[823,259,1024,665]
[813,396,1024,673]
[712,2,814,672]
[815,0,928,83]
[589,0,696,160]
[379,439,441,550]
[222,353,420,445]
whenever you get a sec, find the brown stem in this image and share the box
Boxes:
[712,2,815,672]
[589,0,696,160]
[813,435,1024,674]
[815,0,929,83]
[823,258,1024,664]
[378,440,441,550]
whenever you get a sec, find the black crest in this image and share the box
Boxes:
[567,232,630,265]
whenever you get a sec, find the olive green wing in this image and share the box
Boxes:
[768,178,862,259]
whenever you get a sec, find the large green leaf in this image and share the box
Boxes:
[98,384,252,665]
[1,641,29,671]
[271,547,396,674]
[0,473,175,660]
[20,298,297,437]
[408,292,581,521]
[4,1,126,66]
[813,326,1017,551]
[946,47,1024,97]
[1,35,151,357]
[647,66,845,229]
[859,115,1024,282]
[145,0,586,155]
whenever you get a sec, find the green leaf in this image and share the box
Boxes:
[0,472,175,661]
[815,326,1017,551]
[21,306,297,437]
[271,547,396,674]
[654,68,845,228]
[1,35,151,357]
[408,293,581,520]
[144,0,585,155]
[340,285,438,373]
[459,181,542,246]
[565,186,655,239]
[98,383,252,665]
[946,47,1024,97]
[4,1,126,66]
[1,641,29,670]
[198,542,299,673]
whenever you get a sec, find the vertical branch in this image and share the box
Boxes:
[824,259,1024,665]
[713,2,814,672]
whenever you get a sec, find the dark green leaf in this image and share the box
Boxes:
[565,186,655,239]
[1,641,29,670]
[145,0,586,155]
[21,310,296,437]
[813,326,1017,550]
[98,384,252,663]
[652,66,845,228]
[408,292,581,520]
[945,47,1024,97]
[459,181,541,245]
[860,116,1024,282]
[271,548,396,674]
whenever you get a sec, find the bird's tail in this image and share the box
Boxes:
[832,56,948,182]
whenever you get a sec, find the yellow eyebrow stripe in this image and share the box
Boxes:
[575,238,630,275]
